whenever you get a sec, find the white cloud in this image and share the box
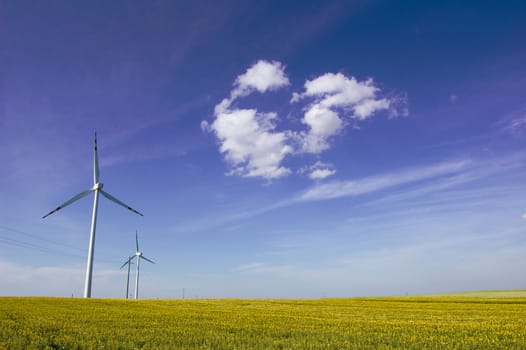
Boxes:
[232,60,290,99]
[205,60,293,179]
[387,93,409,118]
[211,108,292,179]
[294,74,373,104]
[303,105,343,135]
[300,105,343,153]
[293,73,389,118]
[353,98,391,120]
[299,161,336,180]
[309,168,336,180]
[200,120,211,132]
[522,212,526,220]
[292,72,397,154]
[204,60,406,180]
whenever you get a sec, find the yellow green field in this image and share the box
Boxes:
[1,295,526,349]
[420,289,526,298]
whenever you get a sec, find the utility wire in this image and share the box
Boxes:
[0,236,87,260]
[0,225,85,252]
[0,225,122,264]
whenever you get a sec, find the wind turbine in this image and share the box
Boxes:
[132,230,155,299]
[42,133,143,298]
[120,255,134,299]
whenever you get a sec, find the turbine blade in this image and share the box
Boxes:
[94,132,99,184]
[100,190,144,216]
[42,189,93,219]
[120,256,134,269]
[136,230,139,252]
[140,255,155,264]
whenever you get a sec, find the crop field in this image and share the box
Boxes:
[421,290,526,298]
[1,295,526,349]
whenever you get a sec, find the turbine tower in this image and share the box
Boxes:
[132,230,155,299]
[42,133,143,298]
[120,255,134,299]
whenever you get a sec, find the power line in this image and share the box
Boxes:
[0,225,85,252]
[0,226,121,264]
[0,236,86,259]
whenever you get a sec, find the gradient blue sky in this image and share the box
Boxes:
[1,0,525,298]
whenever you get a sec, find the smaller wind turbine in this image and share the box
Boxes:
[120,255,135,299]
[131,230,154,299]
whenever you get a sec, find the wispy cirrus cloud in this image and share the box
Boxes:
[174,154,521,235]
[357,152,526,210]
[298,160,470,202]
[496,105,526,137]
[234,227,526,297]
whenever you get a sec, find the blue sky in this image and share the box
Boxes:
[1,0,526,298]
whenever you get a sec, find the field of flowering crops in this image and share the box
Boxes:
[1,295,525,349]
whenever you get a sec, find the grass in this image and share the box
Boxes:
[1,295,525,349]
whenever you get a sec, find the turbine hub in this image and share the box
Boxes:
[93,182,104,190]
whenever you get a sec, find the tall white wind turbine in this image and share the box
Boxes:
[42,133,143,298]
[120,255,134,299]
[132,230,155,299]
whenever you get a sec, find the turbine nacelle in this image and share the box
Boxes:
[93,182,104,191]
